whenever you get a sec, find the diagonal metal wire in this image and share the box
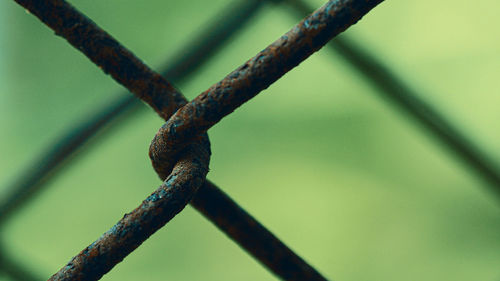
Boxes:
[12,0,383,280]
[12,1,208,280]
[0,0,326,280]
[193,180,328,281]
[8,0,371,280]
[284,0,500,199]
[0,0,267,228]
[149,0,383,171]
[7,0,496,280]
[0,0,329,280]
[5,0,497,225]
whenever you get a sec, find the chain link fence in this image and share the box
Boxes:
[1,0,499,280]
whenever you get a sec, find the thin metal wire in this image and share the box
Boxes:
[192,180,329,281]
[4,0,497,227]
[10,0,371,280]
[1,0,329,280]
[284,0,500,199]
[149,0,385,173]
[51,138,211,281]
[0,0,267,227]
[43,0,382,279]
[5,0,497,280]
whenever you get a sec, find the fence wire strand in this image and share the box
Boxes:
[0,0,328,280]
[284,0,500,199]
[0,0,267,228]
[44,0,380,278]
[149,0,384,180]
[192,180,329,281]
[8,0,385,280]
[3,0,497,280]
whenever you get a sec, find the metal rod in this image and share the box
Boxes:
[285,0,500,198]
[12,0,188,119]
[49,138,211,281]
[192,181,328,281]
[9,0,204,280]
[0,0,265,227]
[149,0,385,174]
[11,0,334,280]
[1,1,327,279]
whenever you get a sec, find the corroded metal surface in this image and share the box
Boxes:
[12,0,212,280]
[11,0,383,280]
[4,0,499,280]
[13,0,185,120]
[0,0,267,226]
[150,0,384,175]
[49,138,210,281]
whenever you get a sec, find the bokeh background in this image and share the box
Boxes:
[1,0,499,280]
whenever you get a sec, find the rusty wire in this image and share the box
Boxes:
[192,180,328,281]
[4,0,498,231]
[40,0,379,278]
[1,0,329,280]
[52,138,212,281]
[9,1,209,280]
[9,0,386,280]
[2,0,499,280]
[0,0,268,228]
[0,0,329,279]
[150,0,384,175]
[3,0,498,280]
[7,0,293,280]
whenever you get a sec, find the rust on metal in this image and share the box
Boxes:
[4,0,500,280]
[0,0,268,226]
[12,0,213,280]
[12,0,185,120]
[149,0,384,173]
[11,0,383,280]
[49,138,210,281]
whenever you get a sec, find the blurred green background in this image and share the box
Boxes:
[1,0,499,280]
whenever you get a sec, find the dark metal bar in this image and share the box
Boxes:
[0,0,266,227]
[1,0,329,279]
[11,0,332,280]
[192,181,328,281]
[285,0,500,198]
[12,0,184,120]
[11,1,210,280]
[49,138,210,281]
[149,0,385,174]
[3,0,497,280]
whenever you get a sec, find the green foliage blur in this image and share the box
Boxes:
[1,0,499,280]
